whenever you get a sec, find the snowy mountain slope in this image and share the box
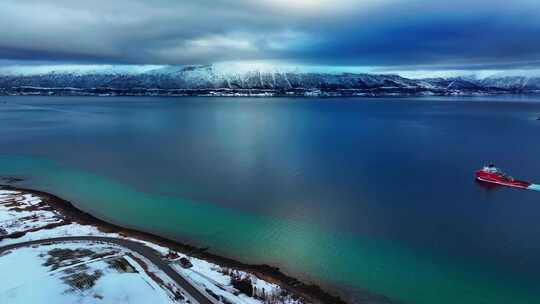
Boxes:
[1,65,539,95]
[479,76,540,90]
[0,65,427,89]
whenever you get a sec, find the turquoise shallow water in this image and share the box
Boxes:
[1,96,540,303]
[1,155,539,304]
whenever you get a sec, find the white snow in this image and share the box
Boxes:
[0,242,183,304]
[172,255,304,304]
[0,190,64,235]
[0,189,307,304]
[0,65,163,76]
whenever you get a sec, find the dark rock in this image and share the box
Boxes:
[232,276,253,297]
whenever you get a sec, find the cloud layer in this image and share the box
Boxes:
[1,0,539,70]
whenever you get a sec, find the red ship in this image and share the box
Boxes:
[475,164,531,189]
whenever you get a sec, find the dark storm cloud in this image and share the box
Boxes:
[292,1,540,69]
[1,0,539,69]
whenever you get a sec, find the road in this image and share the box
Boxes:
[0,236,215,304]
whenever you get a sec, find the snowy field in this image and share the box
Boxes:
[173,255,304,304]
[0,189,308,304]
[0,190,65,236]
[0,242,186,303]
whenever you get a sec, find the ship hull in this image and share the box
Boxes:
[475,170,531,189]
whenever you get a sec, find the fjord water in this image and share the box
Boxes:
[1,96,540,304]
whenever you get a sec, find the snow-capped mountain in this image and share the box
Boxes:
[1,65,539,96]
[479,76,540,90]
[0,65,419,89]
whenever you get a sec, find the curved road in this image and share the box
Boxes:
[0,236,214,304]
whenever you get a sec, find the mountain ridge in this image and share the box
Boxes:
[1,65,539,97]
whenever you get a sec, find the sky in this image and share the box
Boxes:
[1,0,540,76]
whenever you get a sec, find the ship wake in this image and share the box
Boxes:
[527,184,540,191]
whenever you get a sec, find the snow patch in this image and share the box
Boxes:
[0,242,182,303]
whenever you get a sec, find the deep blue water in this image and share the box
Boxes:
[1,96,540,303]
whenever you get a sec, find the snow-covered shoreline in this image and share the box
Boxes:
[0,241,188,303]
[0,186,341,304]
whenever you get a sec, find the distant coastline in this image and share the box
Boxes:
[2,66,540,97]
[2,87,540,97]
